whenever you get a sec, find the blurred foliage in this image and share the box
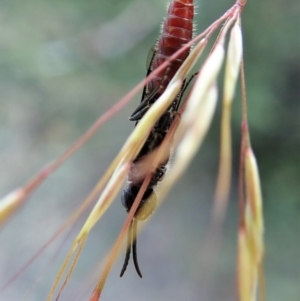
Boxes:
[0,0,299,301]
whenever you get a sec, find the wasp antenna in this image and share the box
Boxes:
[120,221,133,277]
[132,219,143,278]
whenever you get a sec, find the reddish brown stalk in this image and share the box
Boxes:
[238,56,250,227]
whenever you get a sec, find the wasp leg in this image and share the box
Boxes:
[129,86,161,121]
[130,63,174,122]
[130,104,151,122]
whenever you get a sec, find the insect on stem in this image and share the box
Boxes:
[120,0,195,277]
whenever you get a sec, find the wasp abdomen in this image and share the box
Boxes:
[149,0,194,96]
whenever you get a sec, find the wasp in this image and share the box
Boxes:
[120,0,194,278]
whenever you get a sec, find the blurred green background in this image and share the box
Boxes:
[0,0,299,300]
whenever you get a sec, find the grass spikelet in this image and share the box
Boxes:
[157,83,218,211]
[238,226,255,301]
[214,19,243,220]
[238,148,265,301]
[244,149,264,237]
[244,148,265,277]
